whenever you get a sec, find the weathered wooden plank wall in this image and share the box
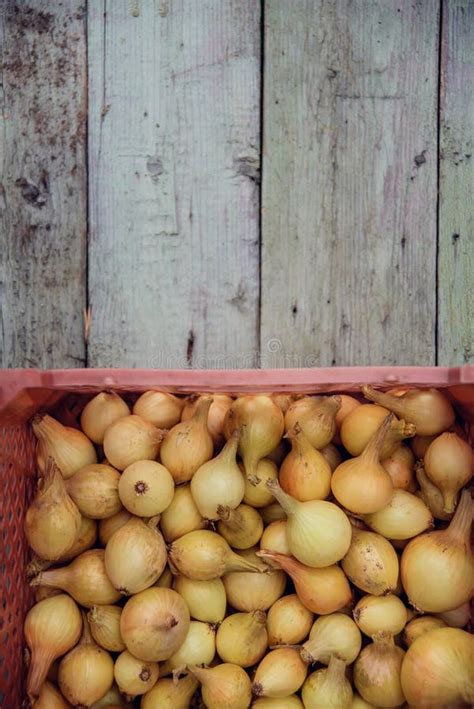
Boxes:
[87,0,261,368]
[438,0,474,365]
[0,0,472,369]
[0,0,87,367]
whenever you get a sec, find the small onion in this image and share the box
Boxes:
[261,502,286,524]
[91,684,128,708]
[32,680,70,709]
[119,460,174,516]
[173,575,227,623]
[279,424,332,501]
[181,393,233,447]
[216,610,268,667]
[401,627,474,706]
[216,503,264,549]
[140,674,199,709]
[188,663,252,709]
[382,443,415,491]
[260,519,291,556]
[253,647,307,698]
[160,620,216,675]
[354,636,405,708]
[103,415,164,470]
[99,508,133,545]
[33,413,97,478]
[302,656,353,708]
[57,515,97,563]
[415,462,453,521]
[242,459,278,508]
[335,394,362,430]
[353,594,408,639]
[159,483,206,542]
[437,601,471,628]
[120,587,190,662]
[402,615,447,646]
[361,489,433,540]
[223,547,286,611]
[285,395,340,449]
[340,404,392,456]
[411,433,436,458]
[80,391,130,444]
[342,528,399,595]
[114,650,159,698]
[300,613,361,665]
[320,442,343,471]
[66,463,122,519]
[267,594,313,646]
[424,432,472,513]
[133,391,184,428]
[88,604,125,652]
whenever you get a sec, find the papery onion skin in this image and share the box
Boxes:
[103,415,164,470]
[25,594,83,701]
[354,637,405,708]
[261,502,286,524]
[410,433,436,458]
[342,528,399,596]
[285,396,340,450]
[424,432,473,513]
[66,463,122,519]
[90,684,128,708]
[253,647,308,698]
[119,460,174,516]
[382,444,415,491]
[223,547,286,612]
[335,394,362,430]
[340,404,393,456]
[81,391,130,444]
[401,489,473,612]
[216,610,268,667]
[33,413,98,478]
[133,391,184,429]
[350,693,378,709]
[401,627,474,706]
[140,674,199,709]
[301,656,353,709]
[301,612,362,665]
[155,565,174,589]
[159,484,206,542]
[99,508,133,545]
[279,424,332,501]
[160,620,216,675]
[173,575,227,623]
[120,587,190,662]
[114,650,159,697]
[182,393,233,447]
[321,442,343,471]
[88,604,125,652]
[31,680,71,709]
[188,663,252,709]
[57,515,97,563]
[217,503,264,549]
[436,601,471,628]
[353,594,408,639]
[361,489,433,540]
[242,459,279,508]
[260,519,291,556]
[402,615,447,646]
[267,593,313,646]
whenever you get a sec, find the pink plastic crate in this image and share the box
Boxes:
[1,366,473,706]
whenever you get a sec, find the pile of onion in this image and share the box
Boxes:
[21,384,472,708]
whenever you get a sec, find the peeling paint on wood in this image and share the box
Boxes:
[438,0,474,364]
[0,0,87,367]
[87,0,261,367]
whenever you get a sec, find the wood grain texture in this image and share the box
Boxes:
[87,0,260,368]
[0,1,87,367]
[261,0,440,367]
[438,0,474,364]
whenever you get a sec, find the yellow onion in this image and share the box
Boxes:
[140,674,198,709]
[424,432,472,512]
[25,594,82,701]
[280,424,332,501]
[160,620,216,675]
[224,394,284,482]
[267,593,313,646]
[188,663,252,709]
[302,656,353,708]
[114,650,159,698]
[353,594,407,639]
[401,627,474,706]
[88,604,125,651]
[272,393,298,413]
[121,587,190,661]
[437,601,471,628]
[58,613,114,706]
[173,575,226,623]
[216,610,268,667]
[415,462,453,521]
[133,391,184,428]
[155,565,174,589]
[285,395,340,450]
[57,515,97,562]
[90,684,128,708]
[243,459,278,507]
[33,413,97,478]
[342,528,399,595]
[182,393,233,447]
[362,385,455,436]
[223,547,286,611]
[31,549,121,607]
[25,458,82,560]
[382,443,416,491]
[332,415,395,514]
[32,680,71,708]
[401,489,473,612]
[252,697,303,708]
[217,503,263,549]
[81,391,130,443]
[354,635,405,707]
[105,516,167,595]
[411,433,436,458]
[191,430,244,519]
[258,550,352,614]
[267,479,352,567]
[260,520,291,556]
[261,502,286,524]
[99,508,133,545]
[335,394,362,429]
[160,396,213,483]
[402,615,447,646]
[301,613,361,665]
[159,483,206,542]
[350,694,377,709]
[340,404,391,456]
[253,647,307,698]
[321,442,342,471]
[169,529,262,580]
[119,460,174,516]
[103,415,164,470]
[361,489,433,540]
[66,463,122,519]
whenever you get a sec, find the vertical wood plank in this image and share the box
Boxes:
[0,1,87,367]
[261,0,439,366]
[87,0,260,368]
[438,0,474,364]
